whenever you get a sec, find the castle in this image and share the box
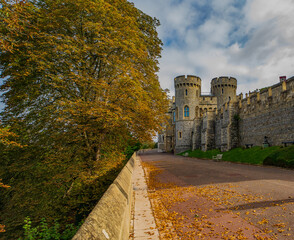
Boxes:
[158,75,294,153]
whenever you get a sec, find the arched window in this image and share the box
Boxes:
[173,111,176,122]
[184,106,189,117]
[185,89,188,95]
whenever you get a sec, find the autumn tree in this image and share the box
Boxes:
[0,125,21,233]
[1,0,167,157]
[0,0,168,238]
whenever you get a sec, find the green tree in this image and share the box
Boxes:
[0,124,22,233]
[0,0,168,238]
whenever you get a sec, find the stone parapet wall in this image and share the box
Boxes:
[72,153,135,240]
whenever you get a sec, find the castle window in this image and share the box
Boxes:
[173,111,176,122]
[222,88,224,94]
[184,106,189,117]
[185,89,188,95]
[178,131,182,139]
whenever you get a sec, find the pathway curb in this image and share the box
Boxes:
[131,154,160,240]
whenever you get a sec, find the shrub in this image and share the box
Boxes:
[18,217,82,240]
[263,145,294,168]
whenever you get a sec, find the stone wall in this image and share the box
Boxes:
[192,118,202,150]
[238,78,294,147]
[72,153,135,240]
[175,120,194,153]
[215,115,222,149]
[201,111,215,151]
[214,103,231,151]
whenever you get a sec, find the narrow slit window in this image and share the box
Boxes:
[185,89,188,95]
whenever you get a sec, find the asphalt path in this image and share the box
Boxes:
[140,152,294,239]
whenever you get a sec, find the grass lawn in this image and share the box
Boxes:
[181,146,283,165]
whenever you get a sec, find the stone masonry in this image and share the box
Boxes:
[158,75,294,153]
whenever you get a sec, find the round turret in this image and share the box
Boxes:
[174,75,201,120]
[211,76,237,108]
[173,75,201,153]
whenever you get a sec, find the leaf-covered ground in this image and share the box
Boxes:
[142,161,294,239]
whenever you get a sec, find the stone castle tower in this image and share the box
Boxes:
[211,77,237,108]
[174,75,201,153]
[158,74,294,154]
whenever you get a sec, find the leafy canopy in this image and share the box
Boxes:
[1,0,167,159]
[0,0,168,238]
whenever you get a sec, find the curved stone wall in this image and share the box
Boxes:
[72,153,135,240]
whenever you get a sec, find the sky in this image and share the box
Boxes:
[130,0,294,96]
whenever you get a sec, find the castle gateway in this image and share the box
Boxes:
[158,75,294,154]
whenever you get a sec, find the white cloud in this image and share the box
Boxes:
[130,0,294,96]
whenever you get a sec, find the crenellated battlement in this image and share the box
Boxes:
[174,75,201,88]
[238,77,294,111]
[211,76,237,89]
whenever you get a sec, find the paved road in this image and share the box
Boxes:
[140,152,294,239]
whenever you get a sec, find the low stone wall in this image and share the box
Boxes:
[72,153,135,240]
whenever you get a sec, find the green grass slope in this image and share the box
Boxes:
[181,146,293,166]
[263,145,294,168]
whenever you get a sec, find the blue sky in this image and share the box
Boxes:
[130,0,294,96]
